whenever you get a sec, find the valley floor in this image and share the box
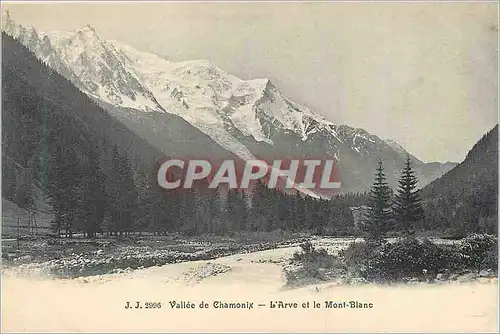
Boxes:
[2,242,498,333]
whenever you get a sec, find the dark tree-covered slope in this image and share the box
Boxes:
[419,125,498,234]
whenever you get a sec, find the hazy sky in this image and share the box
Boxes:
[3,2,499,162]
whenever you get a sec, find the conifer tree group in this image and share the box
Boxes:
[363,156,425,240]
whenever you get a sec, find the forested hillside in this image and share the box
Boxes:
[419,125,498,235]
[2,32,166,236]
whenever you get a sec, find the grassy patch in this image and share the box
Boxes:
[285,234,498,286]
[284,241,347,288]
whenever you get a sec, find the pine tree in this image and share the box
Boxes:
[392,155,425,236]
[117,153,139,237]
[13,166,35,213]
[362,160,392,241]
[224,189,248,232]
[207,188,222,234]
[77,147,106,238]
[179,188,198,236]
[144,158,171,235]
[47,144,82,238]
[103,146,121,235]
[104,146,138,238]
[249,180,271,232]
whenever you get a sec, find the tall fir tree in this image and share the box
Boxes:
[117,152,139,236]
[47,143,83,237]
[143,158,172,235]
[207,188,222,234]
[392,155,425,236]
[104,146,138,237]
[77,147,106,238]
[224,189,248,233]
[103,146,121,235]
[13,166,35,213]
[362,160,392,241]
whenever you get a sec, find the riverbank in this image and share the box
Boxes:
[2,240,498,332]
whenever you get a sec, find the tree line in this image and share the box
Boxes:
[8,139,425,240]
[41,148,370,237]
[5,144,370,238]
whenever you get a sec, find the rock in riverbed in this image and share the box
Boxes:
[457,273,478,282]
[180,262,232,285]
[479,269,495,278]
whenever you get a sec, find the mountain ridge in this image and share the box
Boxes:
[2,12,457,194]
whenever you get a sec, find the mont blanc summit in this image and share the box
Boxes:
[2,12,455,193]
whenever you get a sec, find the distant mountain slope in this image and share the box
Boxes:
[420,125,498,234]
[2,11,456,194]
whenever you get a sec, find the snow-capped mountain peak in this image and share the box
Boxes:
[3,15,342,151]
[79,24,97,35]
[2,10,13,31]
[2,12,456,195]
[3,18,165,113]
